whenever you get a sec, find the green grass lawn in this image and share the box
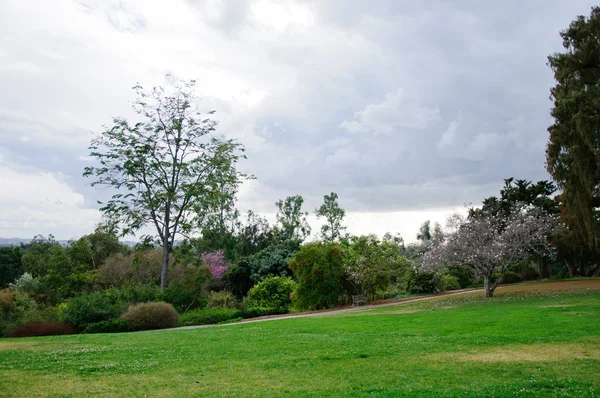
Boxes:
[1,281,599,397]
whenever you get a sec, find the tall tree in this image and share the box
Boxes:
[315,192,347,242]
[274,195,311,241]
[84,77,247,289]
[547,7,600,255]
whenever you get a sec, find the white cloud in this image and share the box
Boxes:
[0,164,100,238]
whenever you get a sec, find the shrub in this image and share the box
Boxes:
[403,268,437,294]
[235,307,287,319]
[83,319,129,334]
[0,289,15,313]
[247,276,296,312]
[9,321,75,338]
[120,302,179,331]
[520,266,540,281]
[289,242,346,310]
[207,290,238,309]
[434,274,461,292]
[61,292,120,331]
[499,271,523,285]
[178,308,238,327]
[159,263,211,312]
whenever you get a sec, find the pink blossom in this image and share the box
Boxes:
[201,250,230,279]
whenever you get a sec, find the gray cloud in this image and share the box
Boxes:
[0,0,596,238]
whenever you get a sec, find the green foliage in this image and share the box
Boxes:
[21,235,59,278]
[235,307,287,319]
[345,235,409,299]
[274,195,311,241]
[121,302,179,331]
[247,276,296,312]
[0,290,59,337]
[159,263,211,312]
[289,242,346,310]
[315,192,347,242]
[226,239,301,298]
[82,319,129,334]
[207,290,238,309]
[0,246,23,288]
[434,274,461,292]
[178,308,238,326]
[496,271,523,285]
[547,7,600,254]
[238,210,275,257]
[61,292,121,331]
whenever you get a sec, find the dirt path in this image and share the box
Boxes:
[164,288,480,332]
[160,278,600,333]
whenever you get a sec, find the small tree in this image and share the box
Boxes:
[274,195,311,241]
[84,77,247,289]
[288,242,345,310]
[422,207,557,297]
[315,192,347,242]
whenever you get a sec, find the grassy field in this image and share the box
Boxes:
[1,280,599,397]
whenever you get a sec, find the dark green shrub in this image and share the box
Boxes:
[500,271,523,284]
[121,302,179,331]
[520,266,540,281]
[178,308,238,326]
[247,276,296,312]
[235,307,287,319]
[9,321,75,338]
[159,286,208,313]
[403,268,437,294]
[61,292,120,331]
[289,242,346,310]
[82,319,129,334]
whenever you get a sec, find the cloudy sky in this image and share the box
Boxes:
[0,0,595,242]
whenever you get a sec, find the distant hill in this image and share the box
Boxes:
[0,238,139,247]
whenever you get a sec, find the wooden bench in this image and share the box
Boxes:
[352,294,368,307]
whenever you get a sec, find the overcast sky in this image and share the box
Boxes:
[0,0,595,242]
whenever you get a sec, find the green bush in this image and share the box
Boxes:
[247,276,296,312]
[61,292,120,331]
[179,308,238,326]
[82,319,129,334]
[235,307,287,319]
[500,271,523,285]
[159,286,208,313]
[403,268,437,294]
[289,243,346,310]
[434,274,461,292]
[207,290,238,309]
[121,302,179,331]
[520,266,540,281]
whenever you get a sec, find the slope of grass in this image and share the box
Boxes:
[1,279,599,397]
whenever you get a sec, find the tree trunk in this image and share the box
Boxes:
[160,235,170,290]
[483,275,493,297]
[538,256,549,279]
[580,261,587,277]
[565,255,578,277]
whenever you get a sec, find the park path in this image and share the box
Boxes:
[161,287,481,333]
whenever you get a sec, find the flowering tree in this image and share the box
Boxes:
[201,250,230,279]
[422,207,557,297]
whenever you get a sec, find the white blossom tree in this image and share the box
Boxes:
[422,206,557,297]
